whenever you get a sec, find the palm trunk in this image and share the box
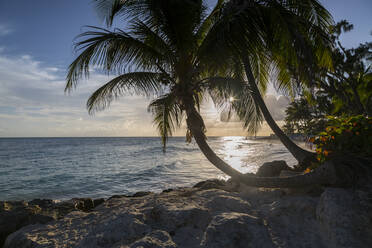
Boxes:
[185,104,243,178]
[242,57,315,164]
[183,100,345,188]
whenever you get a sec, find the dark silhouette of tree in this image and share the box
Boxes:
[311,20,372,115]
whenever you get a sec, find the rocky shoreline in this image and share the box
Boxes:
[1,161,372,248]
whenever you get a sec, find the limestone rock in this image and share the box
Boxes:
[0,197,105,247]
[201,212,274,248]
[128,230,177,248]
[256,160,291,177]
[316,188,372,248]
[3,182,372,248]
[193,179,226,190]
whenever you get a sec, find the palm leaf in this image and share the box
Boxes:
[195,0,224,47]
[205,76,263,135]
[87,72,164,114]
[147,94,183,151]
[66,27,166,92]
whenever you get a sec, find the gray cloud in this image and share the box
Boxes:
[219,94,290,123]
[264,95,290,121]
[0,49,289,137]
[0,52,159,137]
[0,24,13,36]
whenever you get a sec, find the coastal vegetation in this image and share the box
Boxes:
[283,20,372,137]
[313,115,372,164]
[66,0,370,188]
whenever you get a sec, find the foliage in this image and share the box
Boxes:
[67,0,333,152]
[312,115,372,163]
[66,0,268,151]
[283,97,327,135]
[284,21,372,137]
[310,20,372,116]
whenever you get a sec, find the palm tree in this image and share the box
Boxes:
[66,0,260,179]
[67,0,353,188]
[201,0,334,165]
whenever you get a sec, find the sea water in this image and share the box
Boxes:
[0,137,296,201]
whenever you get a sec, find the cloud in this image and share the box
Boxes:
[264,95,290,121]
[0,24,13,36]
[218,94,289,123]
[0,53,158,137]
[0,51,289,137]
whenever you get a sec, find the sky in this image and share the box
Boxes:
[0,0,371,137]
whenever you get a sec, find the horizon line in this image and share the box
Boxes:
[0,135,271,139]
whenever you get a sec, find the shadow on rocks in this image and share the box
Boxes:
[0,197,105,248]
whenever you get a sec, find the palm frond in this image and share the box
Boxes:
[205,76,263,135]
[66,27,166,92]
[87,72,164,114]
[195,0,224,47]
[129,20,175,65]
[94,0,147,26]
[147,93,183,151]
[197,1,266,74]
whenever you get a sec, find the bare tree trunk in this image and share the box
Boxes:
[242,57,315,164]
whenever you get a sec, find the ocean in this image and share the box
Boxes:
[0,137,297,201]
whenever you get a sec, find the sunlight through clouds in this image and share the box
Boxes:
[0,50,290,137]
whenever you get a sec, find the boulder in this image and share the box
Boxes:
[316,188,372,248]
[201,212,274,248]
[0,201,54,247]
[131,191,153,197]
[256,160,291,177]
[71,198,94,211]
[5,210,151,248]
[193,179,227,190]
[3,182,372,248]
[128,230,177,248]
[0,197,105,247]
[93,198,105,207]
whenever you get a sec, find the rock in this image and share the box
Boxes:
[204,194,251,213]
[131,191,153,197]
[0,197,103,247]
[3,181,372,248]
[193,179,226,190]
[259,195,326,248]
[93,198,105,208]
[316,188,372,248]
[162,188,174,193]
[0,201,54,247]
[147,203,211,232]
[128,230,177,248]
[107,194,127,200]
[256,160,291,177]
[5,210,151,248]
[201,212,274,248]
[28,199,54,208]
[71,198,94,211]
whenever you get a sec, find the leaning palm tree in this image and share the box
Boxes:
[67,0,260,179]
[67,0,356,188]
[201,0,335,165]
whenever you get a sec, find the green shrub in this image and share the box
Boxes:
[311,115,372,164]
